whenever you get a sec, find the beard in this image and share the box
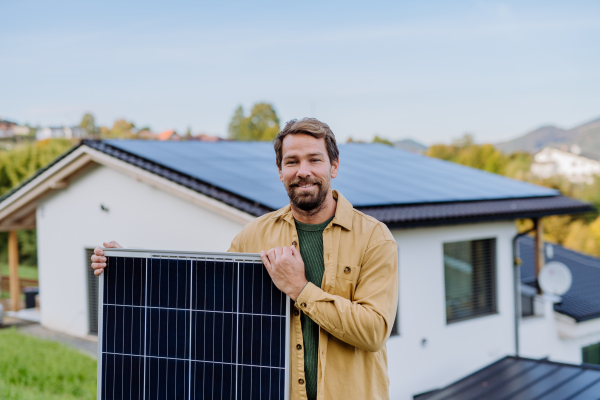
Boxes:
[285,177,330,212]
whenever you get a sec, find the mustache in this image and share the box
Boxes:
[289,178,321,187]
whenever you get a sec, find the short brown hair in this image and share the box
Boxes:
[273,118,339,169]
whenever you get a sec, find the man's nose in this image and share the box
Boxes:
[297,160,311,178]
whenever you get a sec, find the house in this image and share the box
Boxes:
[156,129,181,141]
[0,140,593,399]
[519,236,600,366]
[36,126,88,140]
[531,146,600,183]
[0,119,30,137]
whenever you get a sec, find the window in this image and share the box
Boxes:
[521,293,535,317]
[86,248,99,335]
[443,238,497,324]
[583,343,600,365]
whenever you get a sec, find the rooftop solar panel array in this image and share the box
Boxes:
[105,140,559,209]
[98,249,289,400]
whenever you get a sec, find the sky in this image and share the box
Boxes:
[1,0,599,145]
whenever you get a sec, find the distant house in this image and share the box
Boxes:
[0,119,17,131]
[0,119,30,138]
[393,138,428,154]
[156,130,180,141]
[134,129,157,140]
[531,146,600,183]
[36,126,88,140]
[192,133,224,142]
[0,140,593,400]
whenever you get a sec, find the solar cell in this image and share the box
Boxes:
[98,249,289,400]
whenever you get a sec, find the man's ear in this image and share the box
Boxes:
[278,166,284,183]
[330,159,339,179]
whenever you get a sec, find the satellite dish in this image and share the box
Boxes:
[539,261,572,296]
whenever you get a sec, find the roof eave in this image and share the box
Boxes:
[379,205,595,229]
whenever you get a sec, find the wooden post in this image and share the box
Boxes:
[8,230,20,312]
[534,218,544,294]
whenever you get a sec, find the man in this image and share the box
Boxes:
[92,118,398,400]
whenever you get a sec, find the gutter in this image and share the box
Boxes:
[512,220,538,356]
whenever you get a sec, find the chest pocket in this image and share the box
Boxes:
[334,263,361,299]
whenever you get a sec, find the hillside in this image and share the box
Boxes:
[393,138,428,153]
[496,116,600,158]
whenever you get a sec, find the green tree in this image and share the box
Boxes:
[228,106,246,140]
[373,135,392,146]
[0,139,74,266]
[228,103,280,141]
[79,113,98,137]
[101,119,135,139]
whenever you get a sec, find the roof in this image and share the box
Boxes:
[157,130,178,141]
[520,236,600,322]
[104,140,561,209]
[0,140,594,229]
[416,356,600,400]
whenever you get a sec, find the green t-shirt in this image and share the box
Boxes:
[295,216,334,400]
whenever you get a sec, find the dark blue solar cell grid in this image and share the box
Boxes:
[101,256,287,400]
[106,140,559,209]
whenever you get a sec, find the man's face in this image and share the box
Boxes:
[279,133,339,211]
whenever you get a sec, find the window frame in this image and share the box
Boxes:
[443,237,498,325]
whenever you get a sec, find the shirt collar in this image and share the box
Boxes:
[271,190,353,231]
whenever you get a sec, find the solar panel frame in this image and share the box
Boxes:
[97,248,290,400]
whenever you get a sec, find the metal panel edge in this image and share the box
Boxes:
[103,248,262,261]
[285,295,291,400]
[96,271,104,400]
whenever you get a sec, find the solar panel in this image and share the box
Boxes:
[97,249,290,400]
[104,140,559,209]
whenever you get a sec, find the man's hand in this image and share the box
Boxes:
[91,241,123,276]
[260,245,308,301]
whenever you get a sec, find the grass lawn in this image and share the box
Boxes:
[0,328,96,400]
[0,263,39,300]
[0,263,39,280]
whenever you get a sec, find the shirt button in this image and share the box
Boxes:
[296,344,302,350]
[344,267,351,274]
[301,303,307,308]
[298,379,305,385]
[292,241,297,246]
[293,310,300,316]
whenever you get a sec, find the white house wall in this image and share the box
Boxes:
[36,164,246,338]
[520,300,600,365]
[388,222,517,400]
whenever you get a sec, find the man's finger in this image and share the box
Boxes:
[274,246,283,259]
[94,268,104,276]
[267,247,277,263]
[94,247,104,256]
[260,250,272,271]
[291,245,302,260]
[282,246,293,259]
[91,255,107,263]
[91,262,106,270]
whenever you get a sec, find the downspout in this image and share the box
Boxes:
[512,219,538,357]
